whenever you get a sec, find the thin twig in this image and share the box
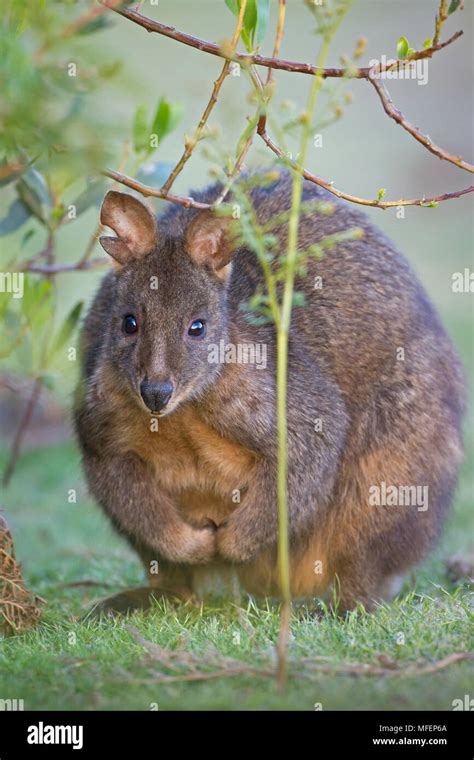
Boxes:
[103,168,214,209]
[369,76,474,173]
[161,0,248,194]
[213,126,256,205]
[433,0,448,48]
[125,625,275,682]
[257,122,474,209]
[103,651,474,687]
[22,258,106,274]
[105,3,472,210]
[23,232,55,271]
[2,378,42,487]
[110,667,274,685]
[106,4,462,80]
[214,0,287,206]
[266,0,286,85]
[76,139,131,266]
[76,224,104,267]
[410,651,474,677]
[296,651,474,679]
[215,0,287,205]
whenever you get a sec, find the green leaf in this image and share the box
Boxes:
[292,291,306,308]
[235,113,259,157]
[0,293,11,321]
[132,104,149,153]
[244,0,258,47]
[21,276,53,322]
[0,198,31,236]
[377,188,386,201]
[448,0,461,14]
[98,61,122,80]
[51,205,65,224]
[17,180,45,223]
[316,201,336,215]
[423,37,433,49]
[16,169,52,223]
[225,0,239,14]
[151,98,171,144]
[239,300,272,326]
[50,301,83,357]
[396,37,409,59]
[22,169,52,208]
[307,243,324,259]
[38,372,56,391]
[225,0,260,52]
[150,99,183,145]
[21,228,36,247]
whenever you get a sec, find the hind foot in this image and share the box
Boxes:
[88,584,194,617]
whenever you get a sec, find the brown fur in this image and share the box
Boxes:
[74,171,465,613]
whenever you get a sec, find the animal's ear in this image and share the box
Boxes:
[185,210,237,282]
[99,190,158,266]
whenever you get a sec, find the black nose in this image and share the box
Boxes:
[140,380,173,413]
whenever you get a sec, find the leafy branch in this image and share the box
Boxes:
[103,0,472,211]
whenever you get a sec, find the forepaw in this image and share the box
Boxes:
[216,523,257,564]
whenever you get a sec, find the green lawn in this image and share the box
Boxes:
[0,437,472,711]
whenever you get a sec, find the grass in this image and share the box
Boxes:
[0,439,472,711]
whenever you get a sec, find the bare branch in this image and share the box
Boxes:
[2,379,42,487]
[257,122,474,209]
[106,3,462,80]
[21,259,106,274]
[103,168,213,209]
[213,122,256,206]
[103,2,472,211]
[369,76,474,173]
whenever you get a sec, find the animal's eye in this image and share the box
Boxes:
[188,319,206,338]
[122,314,138,335]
